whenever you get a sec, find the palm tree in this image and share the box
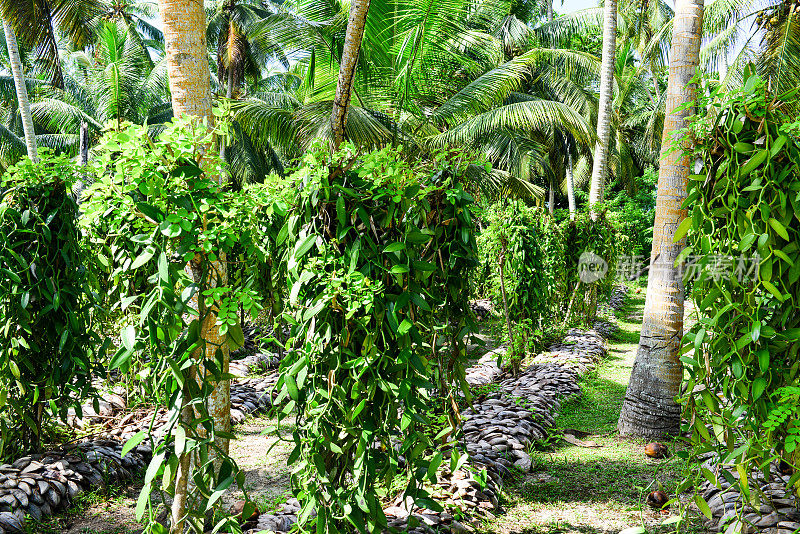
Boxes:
[424,45,599,199]
[0,20,172,169]
[587,0,617,215]
[617,0,704,438]
[2,20,37,162]
[0,0,106,88]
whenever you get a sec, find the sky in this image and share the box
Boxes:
[557,0,599,14]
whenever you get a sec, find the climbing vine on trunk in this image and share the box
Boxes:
[680,70,800,510]
[82,116,280,534]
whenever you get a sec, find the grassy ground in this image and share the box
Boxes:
[479,287,707,534]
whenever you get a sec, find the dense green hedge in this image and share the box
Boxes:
[0,152,100,456]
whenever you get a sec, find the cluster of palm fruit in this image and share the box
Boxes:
[755,0,800,31]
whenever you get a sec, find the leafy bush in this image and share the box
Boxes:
[476,201,564,324]
[680,70,800,509]
[275,143,478,533]
[0,150,100,456]
[476,202,623,330]
[606,166,657,259]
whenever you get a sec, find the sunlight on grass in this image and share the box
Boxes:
[480,287,706,534]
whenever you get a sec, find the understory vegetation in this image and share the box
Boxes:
[1,0,800,532]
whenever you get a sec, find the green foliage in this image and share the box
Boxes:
[476,202,623,328]
[606,166,657,259]
[0,150,99,456]
[680,69,800,506]
[82,116,270,533]
[274,143,479,533]
[476,201,563,323]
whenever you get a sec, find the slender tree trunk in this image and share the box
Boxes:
[219,69,234,182]
[548,178,555,215]
[588,0,617,217]
[651,67,661,101]
[330,0,371,150]
[79,122,89,166]
[617,0,704,438]
[547,0,553,23]
[566,154,576,220]
[3,20,38,163]
[170,365,197,534]
[158,0,230,529]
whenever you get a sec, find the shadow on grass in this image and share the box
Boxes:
[515,523,629,534]
[611,328,642,345]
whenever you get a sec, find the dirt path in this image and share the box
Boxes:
[480,286,707,534]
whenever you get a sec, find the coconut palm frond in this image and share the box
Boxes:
[428,99,594,150]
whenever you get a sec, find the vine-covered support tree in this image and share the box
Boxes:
[156,0,231,529]
[0,153,96,457]
[618,0,704,438]
[277,143,478,532]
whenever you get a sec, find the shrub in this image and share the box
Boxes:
[476,202,623,330]
[606,166,657,259]
[276,143,478,533]
[0,150,99,456]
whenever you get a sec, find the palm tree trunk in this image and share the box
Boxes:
[3,20,38,163]
[548,178,555,214]
[617,0,704,438]
[566,154,576,220]
[79,122,89,166]
[157,0,230,529]
[159,0,213,119]
[547,0,553,23]
[330,0,371,150]
[588,0,617,217]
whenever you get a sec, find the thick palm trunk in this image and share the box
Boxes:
[330,0,371,150]
[588,0,617,216]
[617,0,704,438]
[158,0,230,530]
[3,20,38,163]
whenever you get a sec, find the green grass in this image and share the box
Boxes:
[479,287,707,534]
